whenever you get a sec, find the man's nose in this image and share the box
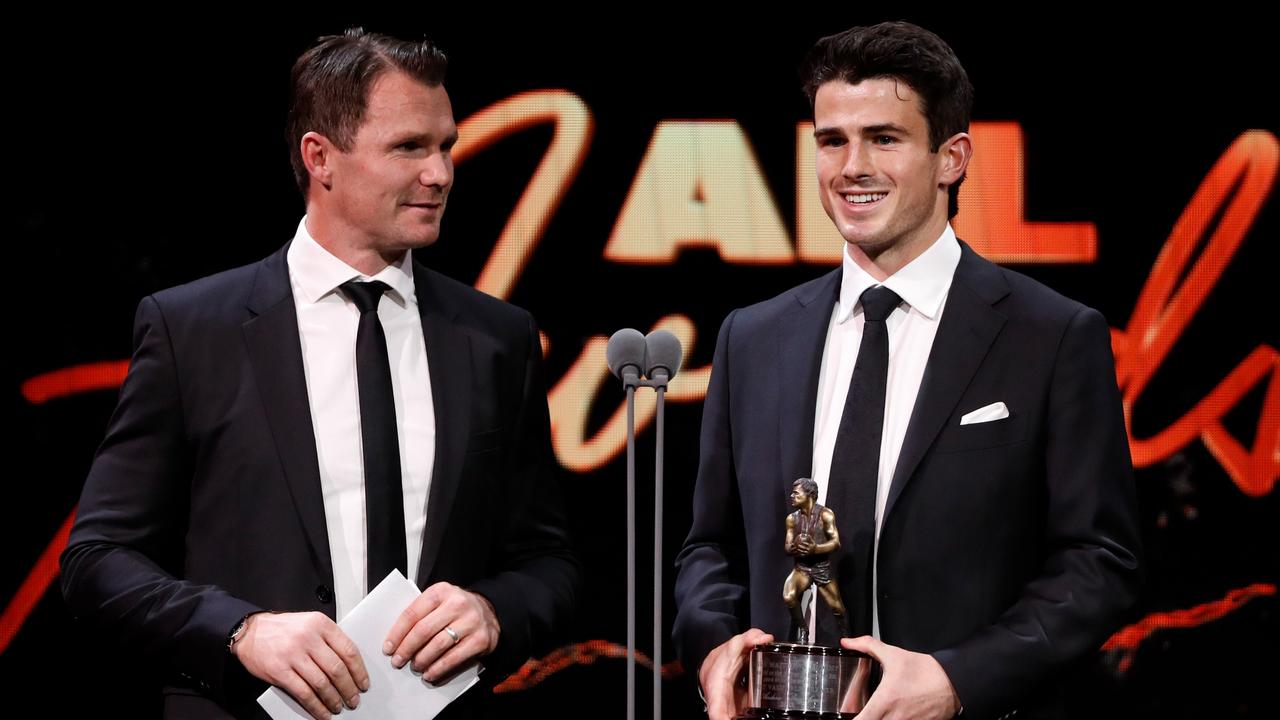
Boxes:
[842,141,874,179]
[420,152,453,189]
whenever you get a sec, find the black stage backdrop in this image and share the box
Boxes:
[3,12,1276,719]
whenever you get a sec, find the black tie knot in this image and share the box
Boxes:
[341,280,391,313]
[859,285,901,323]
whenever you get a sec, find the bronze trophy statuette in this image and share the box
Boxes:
[739,478,875,719]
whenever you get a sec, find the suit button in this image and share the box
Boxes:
[316,585,333,603]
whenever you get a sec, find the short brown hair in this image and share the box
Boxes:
[287,28,448,195]
[802,22,973,218]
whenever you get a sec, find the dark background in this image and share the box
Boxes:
[3,12,1276,718]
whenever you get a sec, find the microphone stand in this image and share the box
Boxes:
[612,327,680,720]
[624,372,670,720]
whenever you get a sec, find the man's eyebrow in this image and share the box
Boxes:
[860,123,909,136]
[389,129,459,146]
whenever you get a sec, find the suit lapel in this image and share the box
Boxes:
[778,269,842,491]
[883,243,1010,522]
[412,265,473,586]
[242,244,333,581]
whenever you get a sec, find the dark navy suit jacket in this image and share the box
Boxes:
[62,243,579,718]
[673,242,1141,720]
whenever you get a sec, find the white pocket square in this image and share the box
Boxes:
[960,402,1010,425]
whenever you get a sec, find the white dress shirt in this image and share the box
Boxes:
[287,217,436,621]
[810,225,961,638]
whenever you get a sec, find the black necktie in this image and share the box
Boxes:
[340,280,407,591]
[823,284,901,641]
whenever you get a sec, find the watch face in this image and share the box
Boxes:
[227,614,252,650]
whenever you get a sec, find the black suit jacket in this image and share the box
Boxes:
[672,242,1141,720]
[61,243,580,718]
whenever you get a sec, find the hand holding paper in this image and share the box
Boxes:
[234,610,368,718]
[258,572,482,720]
[385,581,501,684]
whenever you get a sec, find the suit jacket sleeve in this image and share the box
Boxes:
[466,312,581,679]
[672,310,751,674]
[60,295,261,698]
[932,306,1143,718]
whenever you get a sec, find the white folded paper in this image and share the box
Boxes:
[258,570,481,720]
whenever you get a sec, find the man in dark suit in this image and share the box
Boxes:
[60,30,578,719]
[673,22,1141,720]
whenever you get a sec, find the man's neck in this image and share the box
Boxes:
[846,214,948,281]
[304,214,407,276]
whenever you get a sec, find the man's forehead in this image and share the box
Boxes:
[817,75,919,99]
[360,73,455,132]
[368,72,448,102]
[814,77,925,123]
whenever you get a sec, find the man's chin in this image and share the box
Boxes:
[374,235,438,266]
[395,227,442,249]
[842,234,898,260]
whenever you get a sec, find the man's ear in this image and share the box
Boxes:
[301,131,337,190]
[938,132,972,188]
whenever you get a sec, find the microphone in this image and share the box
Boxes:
[644,330,683,387]
[607,327,680,720]
[607,328,647,388]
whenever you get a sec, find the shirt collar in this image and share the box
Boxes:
[286,216,417,308]
[835,224,960,323]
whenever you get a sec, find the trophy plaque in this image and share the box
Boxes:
[742,642,873,718]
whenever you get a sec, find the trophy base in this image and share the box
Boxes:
[737,642,874,719]
[739,708,857,719]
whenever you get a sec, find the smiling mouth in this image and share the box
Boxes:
[843,192,888,205]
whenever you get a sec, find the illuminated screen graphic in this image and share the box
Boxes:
[4,18,1275,719]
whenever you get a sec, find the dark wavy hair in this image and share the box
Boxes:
[801,22,973,218]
